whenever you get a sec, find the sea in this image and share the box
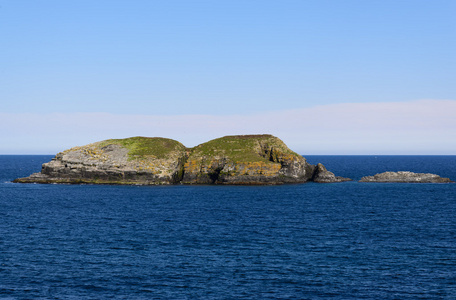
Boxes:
[1,155,455,299]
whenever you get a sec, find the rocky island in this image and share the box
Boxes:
[359,171,453,183]
[14,134,350,185]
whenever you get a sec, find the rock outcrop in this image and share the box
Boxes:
[359,171,453,183]
[14,135,349,185]
[312,163,351,183]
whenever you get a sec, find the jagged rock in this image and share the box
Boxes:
[312,163,351,183]
[14,134,350,185]
[359,171,453,183]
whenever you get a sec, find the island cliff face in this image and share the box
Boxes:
[14,135,349,185]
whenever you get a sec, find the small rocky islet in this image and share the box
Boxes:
[14,135,452,185]
[359,171,453,183]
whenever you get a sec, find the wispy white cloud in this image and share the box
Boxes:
[2,100,455,154]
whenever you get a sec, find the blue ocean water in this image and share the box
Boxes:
[1,155,455,299]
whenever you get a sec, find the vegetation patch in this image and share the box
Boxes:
[188,135,300,163]
[99,136,186,160]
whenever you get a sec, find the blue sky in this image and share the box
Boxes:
[1,0,455,154]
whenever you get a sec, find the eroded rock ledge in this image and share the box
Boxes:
[14,135,349,185]
[359,171,453,183]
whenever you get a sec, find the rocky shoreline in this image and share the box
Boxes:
[13,135,453,185]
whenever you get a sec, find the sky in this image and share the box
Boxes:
[1,0,455,154]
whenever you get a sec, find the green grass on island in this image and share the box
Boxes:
[94,135,300,163]
[188,135,301,163]
[99,137,186,160]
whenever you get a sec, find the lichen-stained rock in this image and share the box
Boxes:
[14,137,188,185]
[312,163,352,183]
[359,171,453,183]
[181,135,315,184]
